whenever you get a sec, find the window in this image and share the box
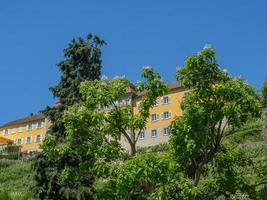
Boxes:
[3,129,8,135]
[139,131,145,140]
[17,138,22,145]
[26,136,31,144]
[151,114,158,122]
[36,135,42,142]
[118,99,126,106]
[18,126,23,133]
[184,92,190,96]
[27,122,33,131]
[153,99,159,107]
[37,120,43,128]
[162,111,171,119]
[163,127,169,136]
[151,129,157,138]
[11,128,16,134]
[163,96,170,104]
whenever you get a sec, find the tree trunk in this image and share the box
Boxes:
[129,141,136,156]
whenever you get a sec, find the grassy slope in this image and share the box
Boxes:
[0,159,35,199]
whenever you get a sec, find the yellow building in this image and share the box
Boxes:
[0,114,49,153]
[1,83,187,152]
[120,82,188,150]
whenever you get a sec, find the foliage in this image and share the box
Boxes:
[262,77,267,107]
[75,66,167,156]
[31,45,266,199]
[95,154,192,200]
[0,160,35,199]
[169,48,261,198]
[33,34,106,200]
[0,191,35,200]
[227,118,266,145]
[42,33,106,138]
[137,143,169,154]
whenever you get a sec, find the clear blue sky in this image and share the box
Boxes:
[1,0,267,124]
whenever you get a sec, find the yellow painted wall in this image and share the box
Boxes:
[0,119,48,152]
[1,87,188,152]
[120,87,188,149]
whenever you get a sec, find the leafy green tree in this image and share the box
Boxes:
[33,34,106,200]
[169,48,261,197]
[114,154,192,200]
[71,67,167,156]
[43,33,106,138]
[33,67,166,200]
[262,77,267,107]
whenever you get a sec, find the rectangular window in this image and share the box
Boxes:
[151,129,157,138]
[3,129,9,135]
[118,99,126,106]
[184,92,190,96]
[36,135,42,142]
[139,131,145,140]
[37,120,43,128]
[151,114,158,122]
[11,128,16,134]
[17,138,22,145]
[26,136,31,144]
[18,126,23,133]
[164,111,169,119]
[162,111,171,119]
[163,96,170,104]
[153,99,159,107]
[163,127,169,136]
[27,122,33,131]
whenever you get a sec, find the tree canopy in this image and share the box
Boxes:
[42,34,106,138]
[33,44,266,200]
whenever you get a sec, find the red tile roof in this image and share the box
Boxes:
[135,82,183,97]
[0,114,45,128]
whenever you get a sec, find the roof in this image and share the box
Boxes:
[135,82,184,97]
[0,114,45,128]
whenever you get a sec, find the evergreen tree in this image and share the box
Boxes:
[262,77,267,107]
[33,34,106,200]
[43,34,106,138]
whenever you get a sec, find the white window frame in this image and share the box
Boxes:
[153,99,159,107]
[151,114,158,122]
[137,102,142,110]
[17,138,22,145]
[3,129,9,135]
[37,120,43,129]
[26,136,32,144]
[36,135,42,142]
[161,111,172,120]
[163,127,169,136]
[27,122,33,131]
[11,128,16,134]
[18,126,23,133]
[151,129,157,138]
[139,131,145,140]
[162,96,171,104]
[184,92,190,96]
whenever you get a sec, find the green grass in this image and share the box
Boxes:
[0,159,36,200]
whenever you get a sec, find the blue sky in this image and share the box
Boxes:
[0,0,267,124]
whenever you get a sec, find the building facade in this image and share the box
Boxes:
[0,114,49,152]
[120,83,188,150]
[1,83,187,152]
